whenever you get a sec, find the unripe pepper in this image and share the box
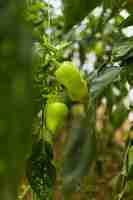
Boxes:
[55,61,88,102]
[46,102,68,134]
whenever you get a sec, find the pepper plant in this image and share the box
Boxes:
[0,0,133,200]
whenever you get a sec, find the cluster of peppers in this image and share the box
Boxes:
[26,61,88,199]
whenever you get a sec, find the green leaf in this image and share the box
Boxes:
[90,67,121,99]
[63,0,101,30]
[111,38,133,61]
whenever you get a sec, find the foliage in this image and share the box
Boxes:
[0,0,133,200]
[0,1,33,199]
[63,0,101,30]
[26,140,55,200]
